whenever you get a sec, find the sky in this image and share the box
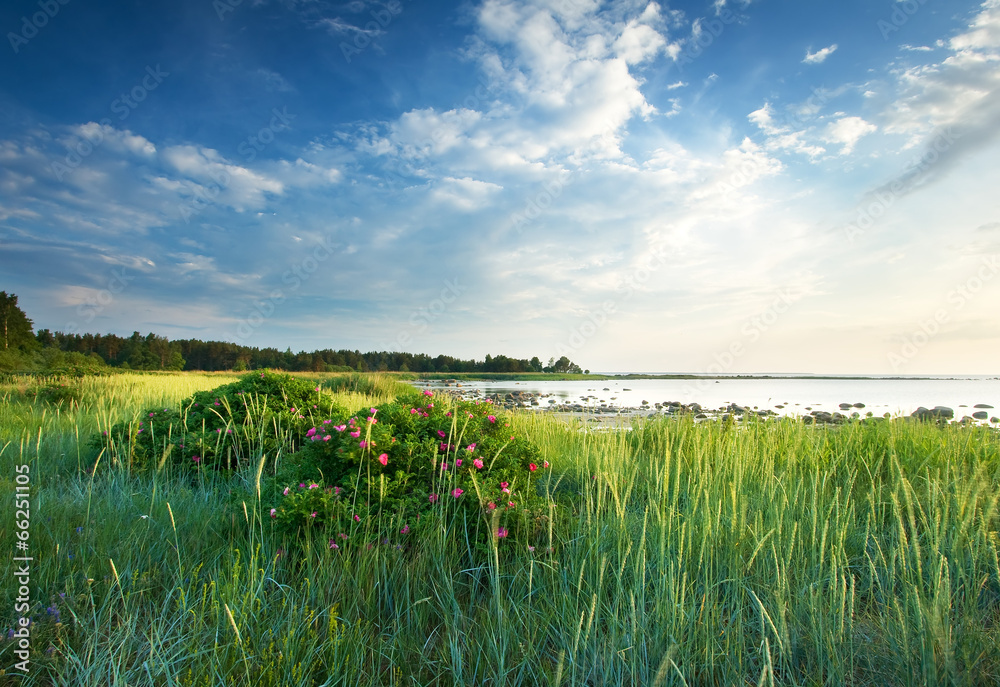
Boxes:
[1,0,999,375]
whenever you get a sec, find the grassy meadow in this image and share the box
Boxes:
[0,372,998,685]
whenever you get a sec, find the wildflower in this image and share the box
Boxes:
[324,435,331,441]
[429,493,439,503]
[488,415,497,423]
[334,486,341,496]
[437,430,446,438]
[367,416,377,424]
[466,443,477,451]
[310,512,317,518]
[378,453,388,466]
[283,487,289,495]
[339,533,348,539]
[307,428,317,437]
[440,443,449,452]
[299,483,305,488]
[410,408,417,414]
[473,458,484,469]
[334,425,346,432]
[329,539,339,549]
[452,488,464,498]
[528,545,536,552]
[75,526,83,533]
[309,483,319,489]
[543,461,550,468]
[496,527,508,538]
[487,502,496,510]
[323,419,332,424]
[270,508,277,518]
[350,430,361,438]
[508,501,515,508]
[456,459,462,467]
[440,462,449,470]
[192,456,201,463]
[370,408,377,415]
[500,481,510,493]
[316,386,321,392]
[400,524,410,534]
[354,514,361,522]
[359,440,368,449]
[529,463,538,472]
[423,390,433,396]
[149,412,155,417]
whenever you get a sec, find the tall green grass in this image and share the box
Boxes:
[0,374,997,685]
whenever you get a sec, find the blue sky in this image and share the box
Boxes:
[2,0,999,374]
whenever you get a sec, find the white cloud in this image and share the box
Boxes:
[803,43,838,64]
[823,116,877,155]
[162,144,285,210]
[382,0,671,167]
[430,176,503,210]
[883,0,1000,144]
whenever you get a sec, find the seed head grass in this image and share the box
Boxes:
[0,373,997,685]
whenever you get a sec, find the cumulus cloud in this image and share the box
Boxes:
[823,116,877,154]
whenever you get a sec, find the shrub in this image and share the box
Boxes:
[30,382,83,407]
[268,390,552,547]
[94,370,348,471]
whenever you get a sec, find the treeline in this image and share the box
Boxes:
[36,329,585,374]
[1,292,585,374]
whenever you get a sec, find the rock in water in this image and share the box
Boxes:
[972,411,988,420]
[973,403,994,408]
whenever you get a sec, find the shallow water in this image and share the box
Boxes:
[411,375,1000,419]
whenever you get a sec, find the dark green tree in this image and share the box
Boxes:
[0,292,35,351]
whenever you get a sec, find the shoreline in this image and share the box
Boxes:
[425,384,999,428]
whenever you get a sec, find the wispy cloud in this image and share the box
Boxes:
[803,43,838,64]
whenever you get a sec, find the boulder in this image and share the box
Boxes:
[972,411,988,420]
[974,403,994,408]
[911,406,954,421]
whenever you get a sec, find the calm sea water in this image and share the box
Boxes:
[412,375,1000,419]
